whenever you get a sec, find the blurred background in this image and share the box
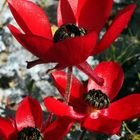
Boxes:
[0,0,139,139]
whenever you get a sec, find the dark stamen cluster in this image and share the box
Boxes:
[83,89,110,109]
[17,127,43,140]
[53,23,87,42]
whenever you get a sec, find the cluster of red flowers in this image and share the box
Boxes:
[0,0,139,140]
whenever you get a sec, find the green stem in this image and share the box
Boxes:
[43,113,53,131]
[65,67,73,104]
[123,122,134,136]
[78,129,86,140]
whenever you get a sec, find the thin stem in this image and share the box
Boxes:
[78,129,87,140]
[65,67,73,104]
[45,113,53,128]
[123,122,134,136]
[0,0,6,14]
[41,113,53,132]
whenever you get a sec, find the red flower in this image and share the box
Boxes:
[0,96,74,140]
[44,62,140,135]
[7,0,135,84]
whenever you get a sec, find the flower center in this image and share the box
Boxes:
[53,24,87,42]
[83,89,110,109]
[17,127,43,140]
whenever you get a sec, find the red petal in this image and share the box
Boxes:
[0,117,17,140]
[88,62,124,101]
[7,24,26,48]
[44,97,85,120]
[7,0,52,39]
[51,71,85,102]
[43,117,74,140]
[82,114,121,135]
[93,4,136,55]
[57,0,78,26]
[8,24,97,66]
[8,24,54,62]
[77,0,113,33]
[51,31,97,66]
[101,94,140,121]
[16,96,43,131]
[77,62,104,86]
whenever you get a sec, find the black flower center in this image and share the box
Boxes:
[83,89,110,109]
[17,127,43,140]
[53,24,87,42]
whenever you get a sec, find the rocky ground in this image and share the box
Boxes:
[0,0,59,116]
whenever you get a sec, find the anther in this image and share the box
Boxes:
[83,89,110,109]
[53,24,87,42]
